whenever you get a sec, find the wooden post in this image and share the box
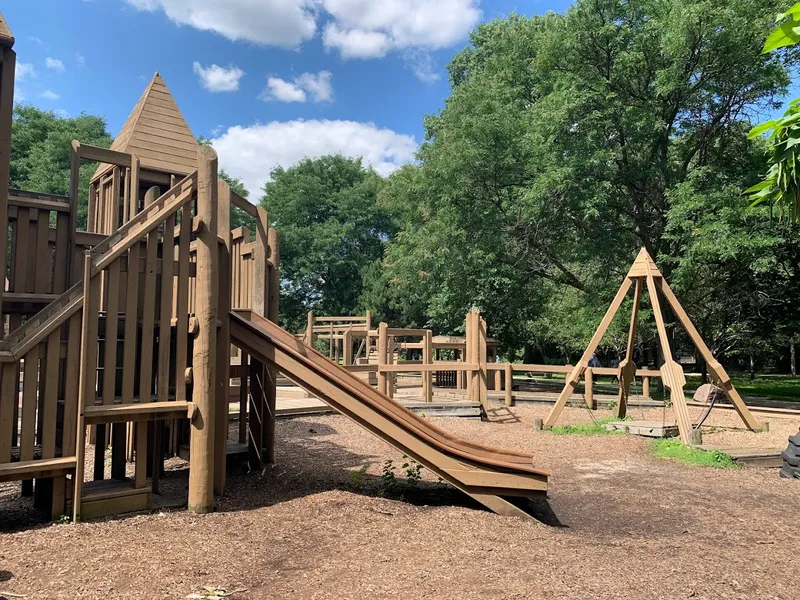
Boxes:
[465,312,474,402]
[505,363,513,406]
[642,376,650,399]
[73,252,97,522]
[188,146,218,514]
[0,41,14,322]
[377,322,388,395]
[264,226,279,465]
[543,278,633,429]
[615,277,642,418]
[68,141,81,285]
[252,206,269,317]
[128,155,140,221]
[478,314,488,410]
[214,179,231,495]
[343,330,353,366]
[306,311,314,346]
[423,329,433,402]
[387,337,395,399]
[584,367,595,410]
[329,322,334,359]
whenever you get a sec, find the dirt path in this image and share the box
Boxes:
[0,405,797,599]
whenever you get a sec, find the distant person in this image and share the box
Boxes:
[588,353,601,382]
[610,357,619,383]
[495,355,501,362]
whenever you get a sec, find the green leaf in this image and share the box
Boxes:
[763,21,800,53]
[743,180,771,194]
[777,2,800,22]
[748,120,777,139]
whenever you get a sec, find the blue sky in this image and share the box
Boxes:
[3,0,793,197]
[4,0,573,195]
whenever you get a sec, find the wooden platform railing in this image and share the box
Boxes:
[0,172,198,516]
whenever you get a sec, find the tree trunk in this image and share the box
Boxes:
[791,339,796,377]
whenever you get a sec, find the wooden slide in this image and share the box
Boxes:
[229,310,549,519]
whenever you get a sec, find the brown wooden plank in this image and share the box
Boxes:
[0,362,17,463]
[87,182,96,233]
[0,47,15,315]
[61,312,81,456]
[102,259,121,405]
[34,208,51,293]
[175,205,190,402]
[54,212,69,293]
[41,330,60,458]
[157,213,175,402]
[20,349,38,463]
[121,243,140,404]
[138,189,160,402]
[13,207,29,293]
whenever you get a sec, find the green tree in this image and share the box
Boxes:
[260,155,395,331]
[746,2,800,219]
[11,105,112,230]
[380,0,794,357]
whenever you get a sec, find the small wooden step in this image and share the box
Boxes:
[83,401,196,425]
[70,479,151,520]
[0,457,76,483]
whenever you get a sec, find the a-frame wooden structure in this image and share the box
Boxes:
[543,248,762,444]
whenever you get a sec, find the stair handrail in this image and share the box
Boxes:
[0,170,198,360]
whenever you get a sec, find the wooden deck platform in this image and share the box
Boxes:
[274,388,482,419]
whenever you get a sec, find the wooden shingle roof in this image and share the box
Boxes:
[0,11,15,48]
[93,72,200,179]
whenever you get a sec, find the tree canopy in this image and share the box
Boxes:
[372,0,798,364]
[11,105,112,230]
[259,155,395,331]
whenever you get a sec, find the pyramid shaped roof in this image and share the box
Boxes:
[94,72,200,179]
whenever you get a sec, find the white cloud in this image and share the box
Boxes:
[260,71,333,103]
[125,0,317,47]
[76,53,87,68]
[261,77,307,103]
[41,90,60,100]
[15,62,36,82]
[322,23,390,59]
[124,0,479,76]
[192,62,245,92]
[54,109,70,118]
[211,119,417,195]
[404,49,440,83]
[28,36,44,45]
[321,0,480,58]
[295,71,333,102]
[45,57,66,73]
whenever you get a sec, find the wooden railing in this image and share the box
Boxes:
[0,172,197,515]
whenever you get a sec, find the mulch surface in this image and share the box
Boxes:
[1,404,798,600]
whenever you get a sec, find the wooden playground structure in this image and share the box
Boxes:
[0,10,768,526]
[0,12,551,523]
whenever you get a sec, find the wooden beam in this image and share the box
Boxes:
[79,144,132,168]
[543,278,633,429]
[188,145,218,514]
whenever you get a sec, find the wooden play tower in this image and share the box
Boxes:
[0,14,280,521]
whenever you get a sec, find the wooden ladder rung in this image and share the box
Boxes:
[83,400,196,425]
[0,457,77,483]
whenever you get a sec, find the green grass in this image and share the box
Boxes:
[651,439,739,468]
[685,373,800,402]
[550,415,629,435]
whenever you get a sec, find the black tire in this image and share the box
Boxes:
[781,450,800,467]
[789,431,800,446]
[780,464,800,479]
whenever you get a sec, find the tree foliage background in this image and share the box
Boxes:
[8,0,800,372]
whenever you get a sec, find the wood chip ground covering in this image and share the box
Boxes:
[1,404,798,600]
